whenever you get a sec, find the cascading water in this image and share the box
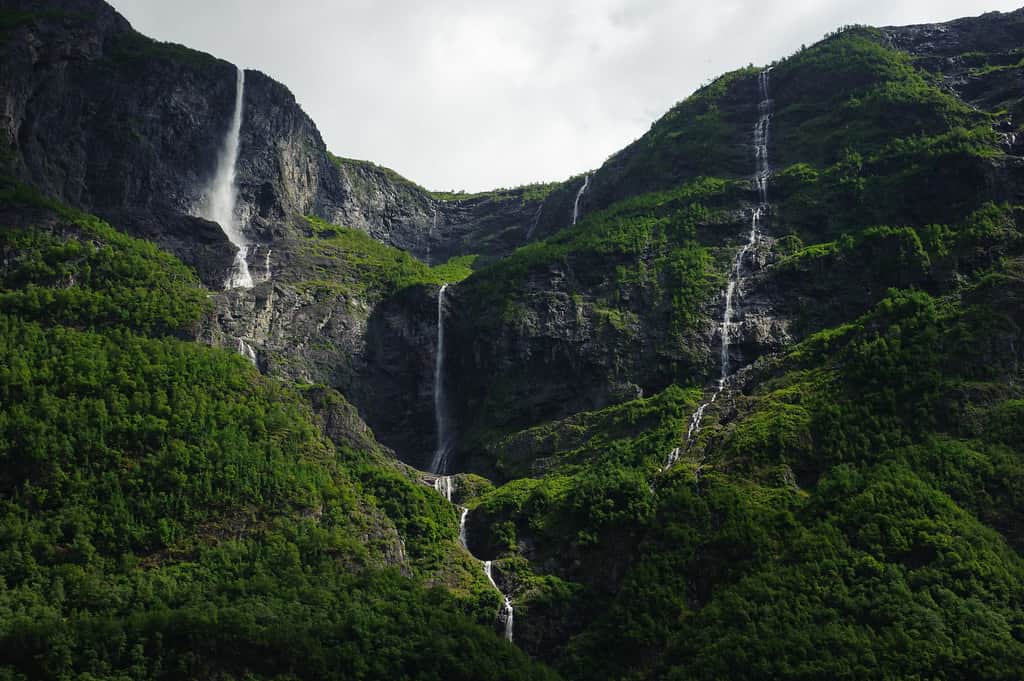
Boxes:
[429,283,451,474]
[483,561,515,642]
[236,338,258,366]
[434,475,455,502]
[431,475,515,642]
[665,67,773,470]
[572,174,590,225]
[458,506,469,547]
[427,284,515,641]
[525,203,544,241]
[200,66,253,289]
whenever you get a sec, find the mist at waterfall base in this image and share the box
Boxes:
[665,68,773,471]
[199,66,253,289]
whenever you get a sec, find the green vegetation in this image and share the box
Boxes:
[447,176,742,447]
[465,277,1024,680]
[772,28,986,166]
[0,193,558,680]
[464,176,737,332]
[607,67,761,197]
[301,215,475,297]
[328,153,433,197]
[0,179,209,335]
[441,26,1024,680]
[328,153,558,206]
[107,30,224,70]
[428,181,560,204]
[5,7,1024,681]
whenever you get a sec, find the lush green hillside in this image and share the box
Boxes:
[3,5,1024,681]
[0,183,558,680]
[434,22,1024,680]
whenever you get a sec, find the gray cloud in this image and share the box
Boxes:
[109,0,1022,191]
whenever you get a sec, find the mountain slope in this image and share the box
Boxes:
[430,14,1024,680]
[1,2,1024,680]
[0,180,558,680]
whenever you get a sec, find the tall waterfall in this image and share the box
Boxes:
[666,67,774,469]
[427,284,516,641]
[572,175,590,225]
[429,284,451,474]
[200,66,253,289]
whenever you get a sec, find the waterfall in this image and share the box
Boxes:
[483,561,515,642]
[431,475,515,642]
[458,506,469,547]
[572,174,590,225]
[665,67,774,469]
[434,475,455,502]
[263,247,272,281]
[200,66,253,289]
[427,208,437,265]
[525,203,544,241]
[429,284,452,474]
[236,337,257,366]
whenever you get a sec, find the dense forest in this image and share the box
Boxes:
[1,1,1023,679]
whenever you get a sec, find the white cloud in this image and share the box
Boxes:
[108,0,1023,191]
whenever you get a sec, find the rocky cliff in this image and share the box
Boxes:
[0,0,596,464]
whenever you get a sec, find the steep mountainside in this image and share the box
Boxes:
[2,1,1024,680]
[0,0,594,459]
[0,179,556,679]
[438,12,1024,679]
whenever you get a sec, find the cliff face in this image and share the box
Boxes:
[0,0,560,284]
[0,0,580,464]
[329,157,564,265]
[431,10,1024,476]
[3,0,231,276]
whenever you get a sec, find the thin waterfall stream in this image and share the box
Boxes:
[572,174,590,225]
[429,284,452,475]
[665,67,774,471]
[428,283,515,642]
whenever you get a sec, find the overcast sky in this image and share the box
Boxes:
[109,0,1021,192]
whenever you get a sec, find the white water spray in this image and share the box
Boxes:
[432,475,515,642]
[200,67,253,289]
[434,475,455,503]
[572,175,590,225]
[236,338,257,366]
[458,506,469,547]
[484,560,515,642]
[429,284,452,474]
[665,68,773,470]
